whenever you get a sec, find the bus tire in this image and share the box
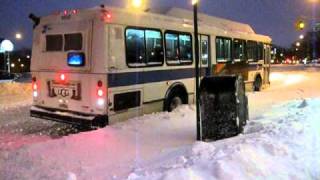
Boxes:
[164,85,188,112]
[253,75,262,91]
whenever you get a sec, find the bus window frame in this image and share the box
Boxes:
[164,30,193,66]
[215,36,233,64]
[247,40,258,62]
[233,38,247,63]
[124,26,165,68]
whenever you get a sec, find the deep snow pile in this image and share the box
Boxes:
[128,99,320,180]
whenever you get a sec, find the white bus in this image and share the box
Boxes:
[30,6,272,127]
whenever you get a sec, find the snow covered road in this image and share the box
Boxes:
[0,65,319,180]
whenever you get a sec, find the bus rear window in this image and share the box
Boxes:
[64,33,82,51]
[46,35,63,51]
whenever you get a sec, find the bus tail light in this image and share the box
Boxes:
[32,77,38,98]
[60,73,66,81]
[96,80,105,106]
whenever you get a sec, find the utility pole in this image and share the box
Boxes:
[193,0,201,141]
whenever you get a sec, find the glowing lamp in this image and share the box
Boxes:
[63,10,68,16]
[132,0,143,8]
[192,0,199,5]
[33,84,38,90]
[0,39,14,53]
[97,89,104,97]
[106,13,112,19]
[97,98,105,106]
[60,74,66,81]
[33,91,38,98]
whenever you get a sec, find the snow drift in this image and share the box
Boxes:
[128,99,320,180]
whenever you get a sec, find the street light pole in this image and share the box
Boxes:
[6,52,11,74]
[193,0,202,141]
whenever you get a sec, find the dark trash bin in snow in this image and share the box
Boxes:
[200,75,248,141]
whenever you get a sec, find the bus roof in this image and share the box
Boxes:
[39,5,271,43]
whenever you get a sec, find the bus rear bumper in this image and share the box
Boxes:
[30,106,108,127]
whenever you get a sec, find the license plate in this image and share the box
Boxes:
[54,87,73,98]
[49,81,81,100]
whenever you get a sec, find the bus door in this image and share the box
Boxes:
[263,44,271,84]
[199,35,211,76]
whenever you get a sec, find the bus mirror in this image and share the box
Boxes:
[29,13,40,29]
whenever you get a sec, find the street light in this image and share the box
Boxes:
[192,0,201,141]
[131,0,143,8]
[15,33,22,40]
[0,39,14,73]
[296,42,301,47]
[299,34,304,39]
[129,0,147,11]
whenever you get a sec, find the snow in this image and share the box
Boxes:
[128,99,320,180]
[0,65,320,179]
[0,81,32,110]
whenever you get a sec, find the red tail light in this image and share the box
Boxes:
[96,80,106,107]
[97,89,104,97]
[33,83,38,90]
[32,77,38,98]
[60,74,66,81]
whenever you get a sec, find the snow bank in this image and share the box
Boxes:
[0,82,32,110]
[128,99,320,180]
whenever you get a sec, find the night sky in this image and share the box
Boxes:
[0,0,318,49]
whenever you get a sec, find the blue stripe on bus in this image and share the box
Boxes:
[108,68,207,88]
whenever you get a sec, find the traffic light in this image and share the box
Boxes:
[296,20,305,30]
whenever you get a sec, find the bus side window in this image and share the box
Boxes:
[125,28,146,65]
[125,28,164,67]
[233,39,246,62]
[165,33,180,63]
[165,31,193,65]
[179,34,192,63]
[257,42,264,61]
[216,37,231,63]
[247,41,257,62]
[145,30,164,65]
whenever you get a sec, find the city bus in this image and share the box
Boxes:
[30,6,272,127]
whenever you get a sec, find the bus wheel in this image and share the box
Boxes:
[169,96,183,111]
[164,88,188,112]
[253,76,262,91]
